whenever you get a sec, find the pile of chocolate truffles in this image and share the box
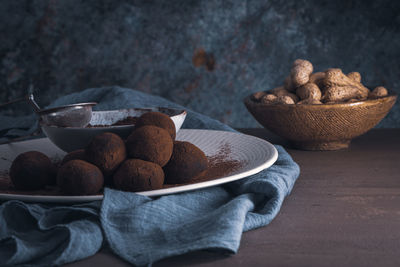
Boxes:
[9,112,208,195]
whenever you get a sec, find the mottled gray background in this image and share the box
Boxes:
[1,0,399,128]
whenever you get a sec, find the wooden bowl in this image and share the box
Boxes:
[244,94,397,150]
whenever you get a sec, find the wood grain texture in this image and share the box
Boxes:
[66,128,400,267]
[244,95,397,150]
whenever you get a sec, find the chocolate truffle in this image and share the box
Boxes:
[85,132,126,176]
[61,149,86,165]
[135,111,176,140]
[57,160,104,195]
[164,141,208,184]
[10,151,56,190]
[126,125,173,167]
[113,159,164,192]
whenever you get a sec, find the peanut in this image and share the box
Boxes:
[261,94,278,104]
[286,92,299,103]
[276,95,295,105]
[283,59,313,91]
[321,68,369,102]
[290,59,313,88]
[269,86,298,103]
[309,72,325,89]
[347,72,361,83]
[296,83,322,100]
[369,86,388,99]
[293,59,313,74]
[270,86,290,97]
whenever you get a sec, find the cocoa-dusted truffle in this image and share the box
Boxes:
[85,132,126,176]
[57,160,104,195]
[164,141,208,184]
[126,125,173,167]
[135,111,176,140]
[61,149,86,165]
[113,159,164,192]
[10,151,56,190]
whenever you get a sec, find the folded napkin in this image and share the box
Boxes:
[0,86,300,266]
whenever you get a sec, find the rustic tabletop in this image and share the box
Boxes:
[66,128,400,267]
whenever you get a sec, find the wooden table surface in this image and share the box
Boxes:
[67,128,400,267]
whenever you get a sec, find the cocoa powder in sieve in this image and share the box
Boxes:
[86,116,138,128]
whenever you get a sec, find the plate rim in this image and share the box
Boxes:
[0,129,278,203]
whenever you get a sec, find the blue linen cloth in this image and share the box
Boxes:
[0,86,300,266]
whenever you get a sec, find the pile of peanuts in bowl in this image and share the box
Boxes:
[251,59,389,105]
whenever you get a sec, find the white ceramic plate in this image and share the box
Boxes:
[0,129,278,203]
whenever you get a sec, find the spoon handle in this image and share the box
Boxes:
[0,85,42,113]
[26,85,42,113]
[27,94,42,113]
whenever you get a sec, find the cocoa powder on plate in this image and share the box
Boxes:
[163,142,245,187]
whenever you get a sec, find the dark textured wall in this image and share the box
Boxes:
[1,0,400,127]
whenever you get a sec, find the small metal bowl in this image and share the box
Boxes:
[41,107,187,152]
[38,102,97,128]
